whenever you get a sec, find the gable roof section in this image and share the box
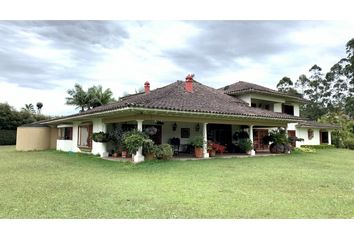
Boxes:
[43,80,305,124]
[221,81,305,102]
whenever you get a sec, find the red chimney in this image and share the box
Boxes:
[144,81,150,94]
[185,74,194,93]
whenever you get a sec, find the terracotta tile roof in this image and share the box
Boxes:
[44,80,305,123]
[296,121,339,129]
[221,81,305,102]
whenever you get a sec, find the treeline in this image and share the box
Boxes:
[277,38,354,149]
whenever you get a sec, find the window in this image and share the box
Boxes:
[58,127,73,140]
[251,103,256,108]
[78,125,92,148]
[283,104,294,115]
[308,129,314,140]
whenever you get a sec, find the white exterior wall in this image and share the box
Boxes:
[295,128,321,147]
[293,103,300,117]
[57,140,74,151]
[161,122,202,145]
[239,95,251,105]
[273,103,282,113]
[71,121,81,152]
[91,118,108,157]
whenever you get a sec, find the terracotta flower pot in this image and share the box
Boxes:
[208,150,216,157]
[194,147,203,158]
[113,152,118,158]
[122,151,127,158]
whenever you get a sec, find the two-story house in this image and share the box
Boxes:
[16,75,337,162]
[222,81,338,149]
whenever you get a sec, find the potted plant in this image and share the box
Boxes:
[263,128,290,154]
[189,136,204,158]
[207,141,216,157]
[108,127,123,156]
[143,139,156,160]
[112,146,119,157]
[238,138,253,154]
[122,129,147,157]
[92,131,109,142]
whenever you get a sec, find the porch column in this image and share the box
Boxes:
[328,130,332,145]
[249,125,256,156]
[203,123,209,158]
[133,120,144,163]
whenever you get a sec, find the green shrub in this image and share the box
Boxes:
[189,136,204,148]
[300,144,336,149]
[122,130,148,154]
[293,147,317,153]
[143,139,155,155]
[238,138,253,152]
[155,144,173,160]
[0,130,16,145]
[343,139,354,150]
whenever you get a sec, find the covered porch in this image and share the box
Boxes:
[96,110,290,162]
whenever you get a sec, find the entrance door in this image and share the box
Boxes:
[253,129,269,152]
[288,130,296,147]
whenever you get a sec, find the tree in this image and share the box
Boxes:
[66,84,116,112]
[66,84,90,112]
[21,103,35,114]
[87,85,114,108]
[36,102,43,114]
[277,76,293,93]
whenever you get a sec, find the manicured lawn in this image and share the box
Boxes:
[0,146,354,218]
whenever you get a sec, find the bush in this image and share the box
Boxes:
[343,139,354,150]
[293,147,317,153]
[143,139,155,155]
[238,138,253,153]
[0,130,16,145]
[155,144,173,160]
[300,144,336,149]
[122,130,148,154]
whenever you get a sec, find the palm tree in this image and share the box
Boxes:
[21,103,35,114]
[87,85,115,108]
[65,84,90,112]
[36,102,43,114]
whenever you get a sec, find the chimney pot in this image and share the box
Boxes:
[185,74,194,93]
[144,81,150,94]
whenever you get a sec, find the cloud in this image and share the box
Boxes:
[0,20,353,115]
[0,21,129,89]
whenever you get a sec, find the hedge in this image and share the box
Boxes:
[0,130,17,145]
[300,144,336,149]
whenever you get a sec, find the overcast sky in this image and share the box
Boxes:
[0,20,353,116]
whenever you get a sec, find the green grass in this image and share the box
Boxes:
[0,146,354,218]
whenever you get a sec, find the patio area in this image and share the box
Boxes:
[102,151,281,162]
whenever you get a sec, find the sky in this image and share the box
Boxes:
[0,20,353,116]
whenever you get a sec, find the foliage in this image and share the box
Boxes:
[122,129,148,154]
[36,102,43,114]
[66,84,115,112]
[293,147,317,153]
[189,135,204,148]
[300,144,335,149]
[21,103,36,114]
[0,130,16,145]
[0,102,50,130]
[154,144,173,160]
[143,139,156,155]
[343,138,354,150]
[263,128,289,145]
[92,131,109,143]
[108,126,124,146]
[238,138,253,153]
[208,142,226,153]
